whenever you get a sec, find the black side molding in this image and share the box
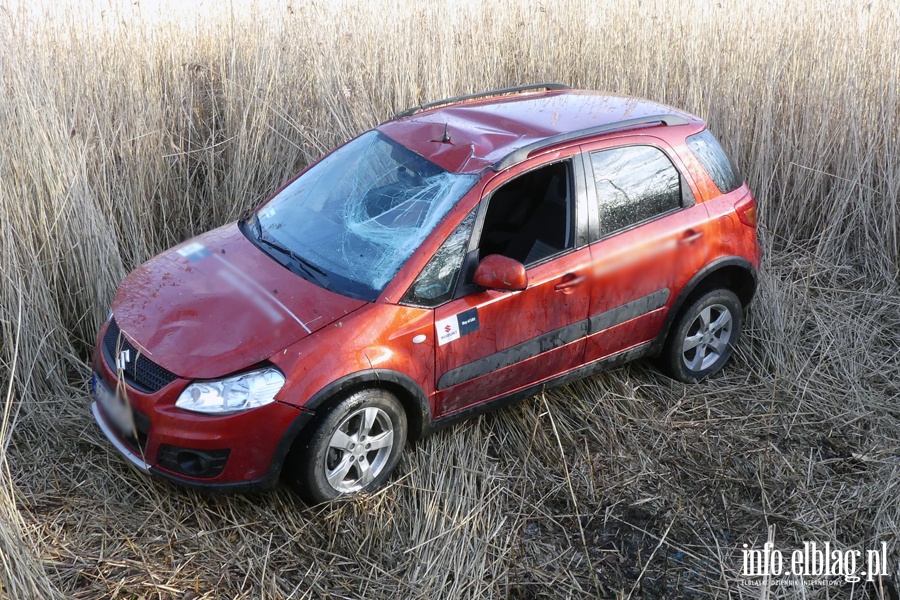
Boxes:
[433,341,653,431]
[437,289,670,390]
[588,288,670,334]
[438,321,589,390]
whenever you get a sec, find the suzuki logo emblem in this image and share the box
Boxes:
[116,349,131,370]
[444,325,452,333]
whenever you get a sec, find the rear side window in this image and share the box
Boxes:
[590,145,681,237]
[687,129,742,194]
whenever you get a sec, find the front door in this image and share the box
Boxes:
[433,152,592,418]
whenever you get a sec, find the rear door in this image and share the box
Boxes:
[579,136,711,363]
[431,150,592,418]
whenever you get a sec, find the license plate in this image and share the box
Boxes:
[93,374,135,437]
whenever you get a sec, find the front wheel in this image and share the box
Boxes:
[284,389,407,504]
[659,289,743,383]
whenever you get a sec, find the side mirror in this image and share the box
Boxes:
[473,254,527,291]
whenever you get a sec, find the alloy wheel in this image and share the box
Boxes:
[681,303,733,372]
[324,406,395,493]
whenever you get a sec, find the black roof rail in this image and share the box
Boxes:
[392,83,570,120]
[492,114,691,171]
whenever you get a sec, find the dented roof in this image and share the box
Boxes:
[378,89,700,174]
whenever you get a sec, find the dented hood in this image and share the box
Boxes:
[111,223,366,379]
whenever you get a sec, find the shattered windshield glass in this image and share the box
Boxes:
[250,131,478,301]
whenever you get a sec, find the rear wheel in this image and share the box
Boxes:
[659,289,742,383]
[284,388,407,504]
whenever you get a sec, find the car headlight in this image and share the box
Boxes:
[175,367,285,414]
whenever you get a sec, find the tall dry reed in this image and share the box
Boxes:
[0,0,898,597]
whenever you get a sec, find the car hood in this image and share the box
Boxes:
[111,222,367,379]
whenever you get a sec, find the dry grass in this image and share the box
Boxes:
[1,0,899,597]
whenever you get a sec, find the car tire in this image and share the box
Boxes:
[659,289,743,383]
[284,388,407,504]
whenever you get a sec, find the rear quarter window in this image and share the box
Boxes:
[687,130,742,194]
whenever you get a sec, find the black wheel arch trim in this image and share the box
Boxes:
[651,256,757,355]
[300,369,433,441]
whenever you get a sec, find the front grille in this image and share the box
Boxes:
[103,318,179,393]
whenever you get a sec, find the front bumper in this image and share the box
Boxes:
[91,322,312,491]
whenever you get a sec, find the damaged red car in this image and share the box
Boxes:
[91,84,760,503]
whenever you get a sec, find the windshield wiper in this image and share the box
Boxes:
[251,219,330,289]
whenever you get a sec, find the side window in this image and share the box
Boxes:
[403,210,476,307]
[590,145,682,237]
[686,129,742,194]
[477,160,574,267]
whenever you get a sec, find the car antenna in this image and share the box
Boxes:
[430,122,454,145]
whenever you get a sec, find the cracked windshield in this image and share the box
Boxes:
[253,130,478,300]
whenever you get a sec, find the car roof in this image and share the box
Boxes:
[378,86,703,174]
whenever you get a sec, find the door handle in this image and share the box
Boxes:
[682,229,703,243]
[554,274,586,292]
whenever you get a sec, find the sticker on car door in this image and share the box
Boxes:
[436,308,479,346]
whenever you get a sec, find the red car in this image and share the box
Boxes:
[91,84,759,503]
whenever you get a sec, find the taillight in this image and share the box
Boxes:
[735,195,757,227]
